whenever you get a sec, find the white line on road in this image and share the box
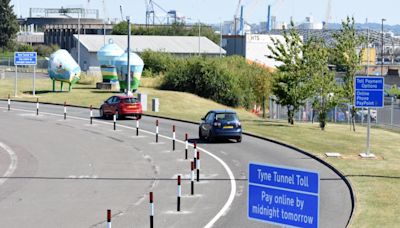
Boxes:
[0,142,18,186]
[0,106,237,227]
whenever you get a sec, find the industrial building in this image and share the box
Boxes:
[72,35,226,70]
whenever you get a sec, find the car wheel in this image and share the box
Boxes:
[136,114,142,120]
[207,130,214,142]
[237,136,242,143]
[199,128,205,140]
[99,107,105,119]
[115,110,119,120]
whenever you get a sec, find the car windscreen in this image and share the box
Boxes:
[215,113,238,121]
[122,98,139,103]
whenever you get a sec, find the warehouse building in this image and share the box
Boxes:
[72,35,226,70]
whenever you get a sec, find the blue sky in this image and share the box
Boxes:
[11,0,400,25]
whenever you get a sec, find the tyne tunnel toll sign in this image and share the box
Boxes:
[14,52,37,66]
[354,76,384,108]
[248,163,319,228]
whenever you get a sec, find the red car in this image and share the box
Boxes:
[100,95,142,120]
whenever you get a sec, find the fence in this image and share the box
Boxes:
[269,97,400,129]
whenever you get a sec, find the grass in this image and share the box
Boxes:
[1,77,399,227]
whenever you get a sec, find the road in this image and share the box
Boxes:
[0,101,353,227]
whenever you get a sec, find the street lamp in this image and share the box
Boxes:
[381,18,386,76]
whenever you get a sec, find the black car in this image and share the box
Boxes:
[199,110,242,142]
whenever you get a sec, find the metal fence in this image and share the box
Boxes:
[269,97,400,129]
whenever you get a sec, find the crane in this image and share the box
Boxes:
[233,0,243,35]
[120,5,124,21]
[324,0,332,29]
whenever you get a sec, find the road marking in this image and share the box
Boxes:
[0,106,237,227]
[0,142,18,186]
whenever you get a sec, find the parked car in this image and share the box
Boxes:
[100,95,142,120]
[199,110,242,142]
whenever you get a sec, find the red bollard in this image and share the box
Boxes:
[107,209,111,228]
[7,94,10,111]
[191,161,194,195]
[63,101,67,120]
[150,192,154,228]
[90,105,93,124]
[172,125,176,151]
[196,151,200,182]
[177,175,181,211]
[193,142,197,169]
[185,133,188,159]
[156,120,159,143]
[36,98,39,115]
[136,119,139,136]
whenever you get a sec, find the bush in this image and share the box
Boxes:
[161,56,272,108]
[386,85,400,99]
[140,50,174,76]
[34,44,60,57]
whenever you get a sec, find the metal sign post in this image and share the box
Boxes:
[14,52,37,97]
[354,76,384,158]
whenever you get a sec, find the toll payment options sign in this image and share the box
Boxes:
[248,163,319,228]
[14,52,37,65]
[354,76,384,108]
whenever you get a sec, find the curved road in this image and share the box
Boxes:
[0,101,353,227]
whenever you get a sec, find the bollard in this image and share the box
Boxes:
[7,94,10,111]
[113,114,116,131]
[185,133,188,160]
[36,98,39,115]
[193,142,197,169]
[90,105,93,125]
[156,120,159,143]
[136,119,139,136]
[172,125,176,151]
[64,102,67,120]
[149,192,154,228]
[191,161,194,195]
[107,209,111,228]
[196,151,200,182]
[177,175,181,212]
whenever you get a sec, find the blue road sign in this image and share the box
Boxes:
[354,76,384,108]
[14,52,37,66]
[248,163,319,228]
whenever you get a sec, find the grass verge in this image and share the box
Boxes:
[1,77,399,227]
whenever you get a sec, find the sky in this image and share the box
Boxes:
[10,0,400,25]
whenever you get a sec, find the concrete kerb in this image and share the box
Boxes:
[0,99,356,226]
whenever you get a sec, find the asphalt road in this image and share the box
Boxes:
[0,101,353,228]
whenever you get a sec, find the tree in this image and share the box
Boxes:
[304,38,340,130]
[0,0,18,48]
[332,17,364,131]
[267,22,310,125]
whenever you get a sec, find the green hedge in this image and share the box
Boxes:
[158,55,272,108]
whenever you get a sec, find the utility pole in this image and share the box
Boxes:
[78,9,81,68]
[381,18,386,76]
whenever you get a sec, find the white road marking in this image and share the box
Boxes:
[0,142,18,186]
[0,106,237,227]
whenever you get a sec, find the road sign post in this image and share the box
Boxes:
[14,52,37,97]
[248,163,319,228]
[354,76,384,158]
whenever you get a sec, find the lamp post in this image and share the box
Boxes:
[381,18,386,76]
[78,9,81,68]
[127,16,131,95]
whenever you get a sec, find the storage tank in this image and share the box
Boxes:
[97,39,125,82]
[115,51,144,93]
[48,49,81,91]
